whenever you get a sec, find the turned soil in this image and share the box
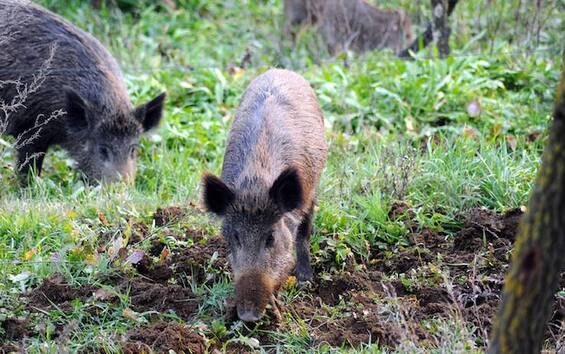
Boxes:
[4,205,563,352]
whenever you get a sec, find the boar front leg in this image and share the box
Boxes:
[269,294,283,323]
[294,203,314,282]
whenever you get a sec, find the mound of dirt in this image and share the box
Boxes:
[171,236,230,283]
[122,321,206,354]
[125,279,199,320]
[454,207,524,251]
[27,273,98,312]
[0,344,20,353]
[287,206,528,349]
[1,318,29,341]
[153,207,186,227]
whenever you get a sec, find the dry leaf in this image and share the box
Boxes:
[462,126,479,139]
[126,250,145,265]
[123,308,141,322]
[94,288,115,301]
[98,212,109,226]
[159,247,170,265]
[22,248,37,261]
[506,135,517,151]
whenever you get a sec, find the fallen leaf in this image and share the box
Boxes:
[9,271,31,283]
[126,250,145,265]
[98,212,109,226]
[159,247,170,265]
[22,248,37,261]
[462,126,479,139]
[94,288,115,301]
[506,135,517,151]
[122,308,141,322]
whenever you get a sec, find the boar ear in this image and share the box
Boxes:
[65,88,90,131]
[202,173,235,215]
[135,92,166,132]
[269,168,304,213]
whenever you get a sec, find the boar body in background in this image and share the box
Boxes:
[283,0,320,38]
[283,0,413,55]
[0,0,165,183]
[203,69,328,322]
[320,0,413,55]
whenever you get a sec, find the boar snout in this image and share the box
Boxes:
[235,271,275,322]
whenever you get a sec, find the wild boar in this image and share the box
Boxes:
[319,0,414,55]
[0,0,165,183]
[202,69,327,322]
[283,0,320,38]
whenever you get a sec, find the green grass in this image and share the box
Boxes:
[0,0,563,352]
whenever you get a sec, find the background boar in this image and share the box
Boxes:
[202,69,328,322]
[319,0,413,55]
[0,0,165,183]
[283,0,321,39]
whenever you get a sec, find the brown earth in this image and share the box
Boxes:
[153,206,186,227]
[9,205,564,352]
[122,321,206,354]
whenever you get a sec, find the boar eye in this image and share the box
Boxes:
[265,233,274,248]
[129,145,139,158]
[98,146,111,160]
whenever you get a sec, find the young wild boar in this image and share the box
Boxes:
[319,0,414,55]
[0,0,165,183]
[202,69,327,322]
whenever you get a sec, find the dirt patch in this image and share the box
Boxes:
[153,207,186,227]
[134,230,229,285]
[453,207,524,251]
[314,271,379,305]
[122,320,206,354]
[27,273,98,312]
[0,344,21,353]
[171,236,230,283]
[286,206,527,349]
[1,318,29,341]
[125,279,199,321]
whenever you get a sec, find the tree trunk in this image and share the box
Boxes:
[431,0,450,58]
[488,52,565,354]
[398,0,459,58]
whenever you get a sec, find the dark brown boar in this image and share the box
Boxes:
[0,0,165,183]
[319,0,413,55]
[202,69,328,322]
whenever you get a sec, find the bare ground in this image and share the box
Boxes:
[3,205,564,352]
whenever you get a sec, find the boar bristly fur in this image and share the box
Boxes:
[0,0,165,183]
[202,69,328,322]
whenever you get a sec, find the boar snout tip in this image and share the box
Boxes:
[237,307,264,322]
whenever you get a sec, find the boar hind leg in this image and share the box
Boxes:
[295,203,314,282]
[17,145,47,182]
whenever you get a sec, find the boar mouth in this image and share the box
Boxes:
[234,271,275,322]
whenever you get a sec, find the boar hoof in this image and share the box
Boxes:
[294,267,314,283]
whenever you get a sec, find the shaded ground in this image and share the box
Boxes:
[3,205,564,352]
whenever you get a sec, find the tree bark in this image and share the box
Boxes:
[398,0,459,58]
[431,0,450,58]
[488,52,565,354]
